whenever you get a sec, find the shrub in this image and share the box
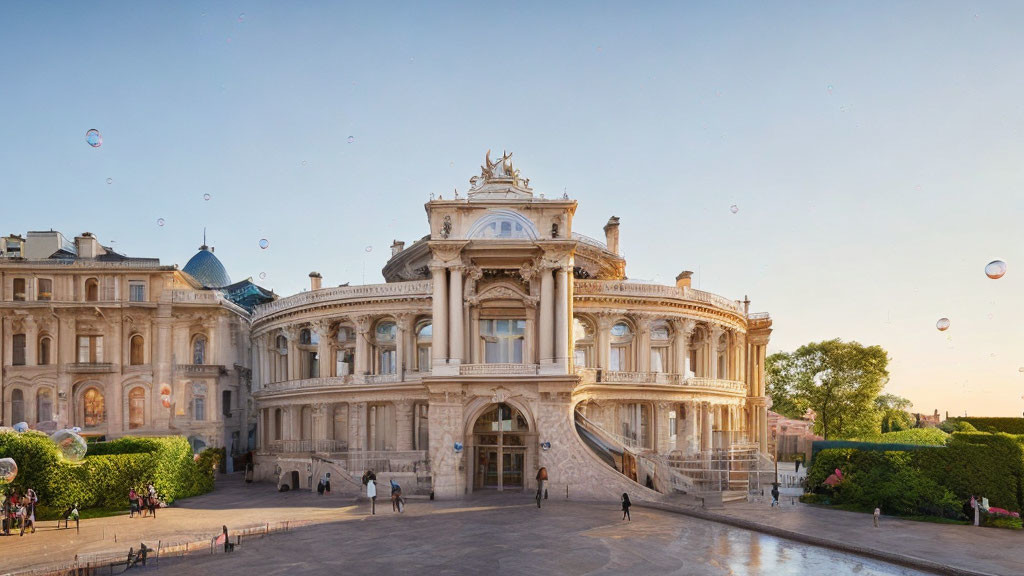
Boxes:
[947,418,1024,435]
[875,428,949,446]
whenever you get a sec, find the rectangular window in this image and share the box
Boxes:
[222,390,232,417]
[651,347,668,373]
[379,349,396,374]
[37,278,52,301]
[12,278,26,301]
[610,347,627,371]
[480,319,526,363]
[417,346,431,371]
[669,410,677,440]
[12,334,26,366]
[194,397,206,421]
[77,336,103,363]
[129,281,146,302]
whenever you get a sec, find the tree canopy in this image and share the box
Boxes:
[766,339,891,440]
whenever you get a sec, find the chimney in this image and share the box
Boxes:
[603,216,620,254]
[391,240,405,257]
[309,271,322,291]
[75,232,103,259]
[675,271,693,289]
[743,295,750,316]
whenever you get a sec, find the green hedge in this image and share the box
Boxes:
[874,428,950,446]
[0,432,216,513]
[947,418,1024,435]
[808,432,1024,520]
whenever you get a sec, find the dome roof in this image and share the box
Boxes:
[183,245,231,288]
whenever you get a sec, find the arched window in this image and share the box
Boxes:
[192,335,207,365]
[11,389,25,423]
[573,317,594,368]
[650,321,671,373]
[334,326,354,377]
[85,278,99,302]
[273,335,289,382]
[191,383,207,421]
[717,333,728,378]
[273,408,283,441]
[129,335,145,365]
[374,321,397,374]
[12,333,26,366]
[299,329,313,345]
[298,328,319,379]
[128,387,146,429]
[467,209,539,240]
[36,389,52,423]
[83,387,105,427]
[38,335,52,365]
[416,322,432,371]
[610,322,633,371]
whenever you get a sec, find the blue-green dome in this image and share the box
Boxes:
[183,245,231,288]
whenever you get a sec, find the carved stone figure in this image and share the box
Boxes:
[441,215,452,239]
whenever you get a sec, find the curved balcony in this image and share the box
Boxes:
[459,363,540,376]
[573,280,746,316]
[253,280,432,323]
[576,368,748,395]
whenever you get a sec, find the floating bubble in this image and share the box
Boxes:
[936,318,951,331]
[50,429,88,462]
[12,422,28,433]
[985,260,1007,279]
[730,205,739,214]
[347,136,355,144]
[301,160,307,166]
[238,12,245,22]
[106,178,113,185]
[365,245,372,252]
[449,162,455,168]
[203,193,211,201]
[157,218,165,227]
[0,458,17,484]
[85,129,102,148]
[259,272,267,280]
[70,426,82,433]
[259,238,269,250]
[827,84,833,93]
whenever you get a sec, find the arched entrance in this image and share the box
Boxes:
[471,403,530,491]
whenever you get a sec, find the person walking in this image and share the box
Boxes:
[18,501,35,536]
[390,480,405,513]
[770,484,780,508]
[621,493,631,521]
[535,467,548,508]
[873,506,881,528]
[324,472,331,495]
[129,488,139,517]
[366,477,377,515]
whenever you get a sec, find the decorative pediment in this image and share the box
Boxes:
[472,282,531,305]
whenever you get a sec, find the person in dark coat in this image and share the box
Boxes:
[621,493,631,521]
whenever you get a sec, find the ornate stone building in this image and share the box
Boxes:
[0,230,270,465]
[252,152,773,500]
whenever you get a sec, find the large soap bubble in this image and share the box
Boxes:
[0,458,16,484]
[50,429,88,462]
[13,422,28,433]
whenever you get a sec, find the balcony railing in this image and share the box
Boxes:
[174,364,225,377]
[459,363,540,376]
[265,439,348,453]
[363,373,401,384]
[573,280,746,315]
[259,376,354,394]
[66,362,115,373]
[326,450,430,474]
[253,280,432,322]
[576,368,748,395]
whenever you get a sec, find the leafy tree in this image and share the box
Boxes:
[766,339,889,440]
[876,393,914,433]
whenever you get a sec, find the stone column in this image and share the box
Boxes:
[354,317,370,376]
[539,268,554,365]
[701,402,713,452]
[554,266,569,371]
[396,400,413,451]
[759,406,768,453]
[448,265,463,365]
[686,401,700,454]
[596,314,613,370]
[315,323,331,378]
[431,265,448,368]
[634,314,652,372]
[395,316,409,380]
[709,326,722,379]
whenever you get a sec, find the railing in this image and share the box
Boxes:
[576,369,747,394]
[253,280,432,321]
[571,232,612,253]
[746,312,770,320]
[459,363,539,376]
[165,289,222,304]
[66,362,115,373]
[259,376,353,393]
[573,280,746,315]
[323,450,430,474]
[364,373,401,384]
[575,409,644,451]
[266,439,347,453]
[174,364,225,377]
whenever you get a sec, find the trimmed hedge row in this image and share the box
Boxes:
[0,432,216,511]
[947,418,1024,435]
[807,432,1024,519]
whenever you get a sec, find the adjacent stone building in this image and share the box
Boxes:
[251,152,773,499]
[0,230,271,466]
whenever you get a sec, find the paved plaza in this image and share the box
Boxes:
[0,476,1019,576]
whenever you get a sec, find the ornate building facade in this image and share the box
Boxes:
[0,230,269,464]
[251,152,773,500]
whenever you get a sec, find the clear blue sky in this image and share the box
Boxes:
[4,2,1024,416]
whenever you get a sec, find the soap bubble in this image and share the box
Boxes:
[157,218,165,227]
[730,205,739,214]
[50,429,88,462]
[985,260,1007,279]
[12,422,28,433]
[259,238,269,250]
[85,129,102,148]
[70,426,82,433]
[0,458,17,484]
[106,178,113,185]
[301,160,307,166]
[347,136,355,144]
[238,12,245,22]
[365,245,372,252]
[203,193,211,201]
[936,318,950,331]
[259,272,267,280]
[449,162,455,168]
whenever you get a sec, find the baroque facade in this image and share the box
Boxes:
[251,152,773,500]
[0,230,269,464]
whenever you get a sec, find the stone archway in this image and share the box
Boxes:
[465,402,534,492]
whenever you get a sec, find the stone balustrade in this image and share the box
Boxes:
[174,364,225,377]
[253,280,432,321]
[573,280,745,315]
[459,363,540,376]
[364,373,401,385]
[258,376,353,394]
[65,362,115,374]
[576,368,747,394]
